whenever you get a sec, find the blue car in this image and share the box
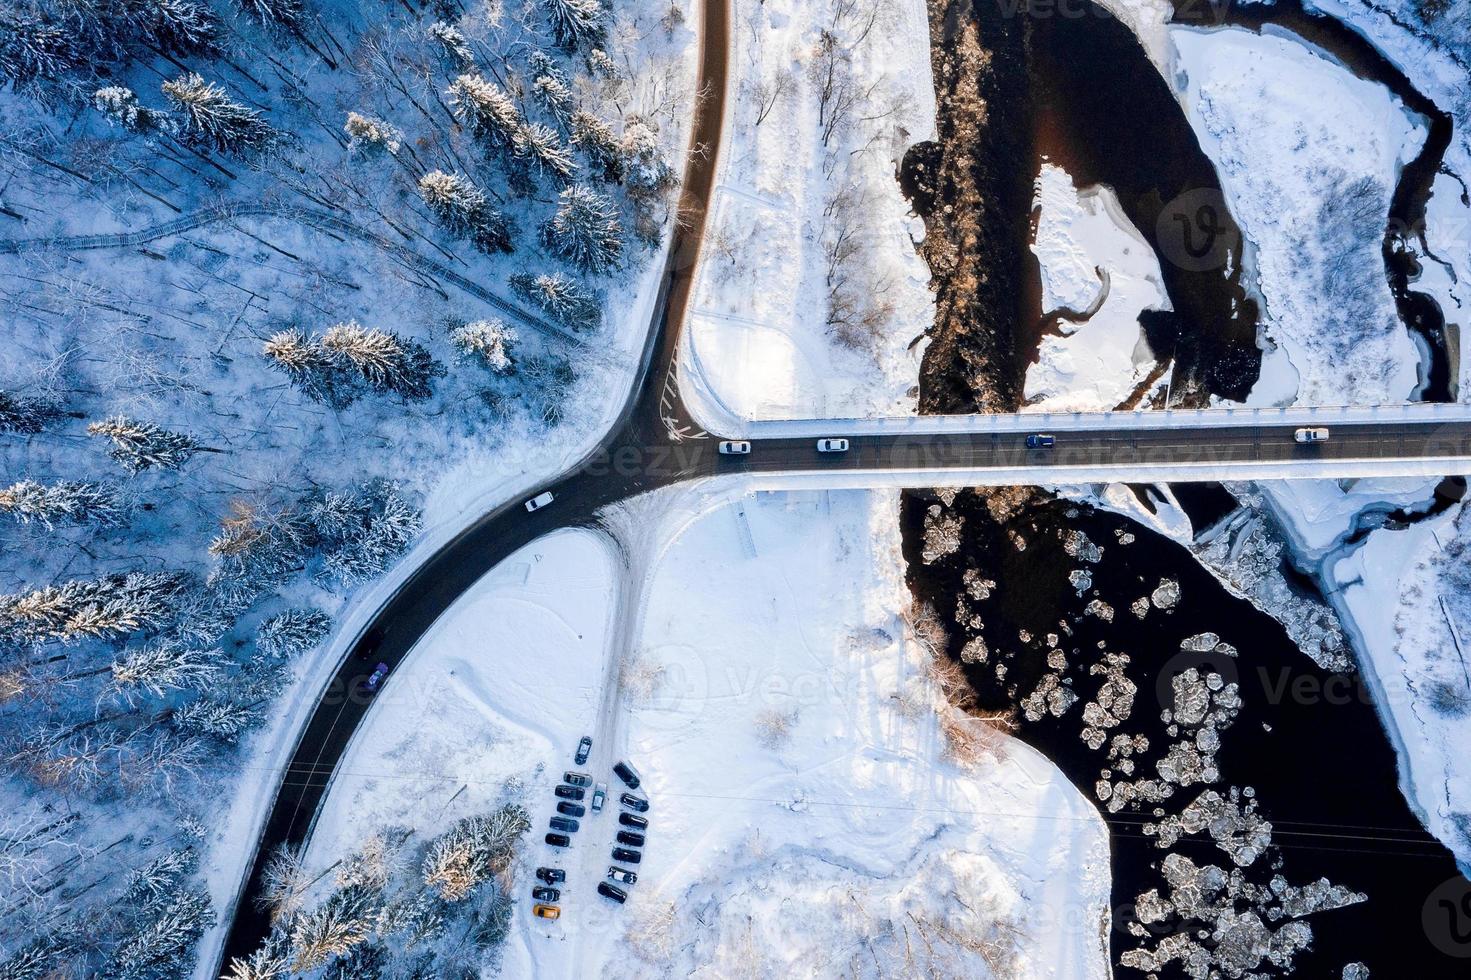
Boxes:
[360,662,390,693]
[1025,434,1055,449]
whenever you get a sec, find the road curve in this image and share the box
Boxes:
[211,0,733,967]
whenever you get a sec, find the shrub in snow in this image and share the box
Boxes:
[0,389,66,433]
[417,170,513,253]
[161,73,278,156]
[570,109,623,182]
[450,319,517,373]
[0,479,125,529]
[513,122,576,183]
[427,20,473,65]
[536,0,605,51]
[446,72,521,150]
[343,111,402,155]
[87,415,208,474]
[256,607,331,660]
[509,271,601,331]
[541,184,623,274]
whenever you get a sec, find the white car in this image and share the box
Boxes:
[816,438,849,453]
[524,491,555,512]
[718,440,751,455]
[591,782,607,812]
[1293,427,1330,444]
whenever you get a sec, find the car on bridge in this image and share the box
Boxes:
[524,491,555,512]
[1025,434,1055,449]
[719,440,751,455]
[816,438,849,453]
[1294,427,1330,443]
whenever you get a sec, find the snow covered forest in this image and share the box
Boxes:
[0,0,690,971]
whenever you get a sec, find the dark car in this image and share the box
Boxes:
[1025,433,1055,449]
[554,784,585,801]
[608,866,638,885]
[618,812,648,830]
[556,801,586,818]
[612,761,641,789]
[536,867,565,884]
[532,886,560,903]
[545,832,571,848]
[575,736,592,765]
[615,830,645,847]
[611,847,641,864]
[598,881,628,904]
[550,816,580,834]
[620,793,649,812]
[563,770,592,788]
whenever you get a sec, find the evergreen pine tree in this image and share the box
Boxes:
[541,184,623,273]
[161,73,278,155]
[620,118,676,194]
[569,110,623,182]
[256,607,331,660]
[94,86,170,134]
[426,20,473,65]
[172,696,257,742]
[88,415,207,473]
[0,479,126,529]
[450,319,517,373]
[138,0,220,55]
[417,171,513,254]
[530,54,574,131]
[445,72,521,150]
[111,639,223,703]
[508,271,601,331]
[0,10,82,91]
[235,0,303,29]
[513,122,576,183]
[343,111,402,154]
[0,390,65,434]
[535,0,605,51]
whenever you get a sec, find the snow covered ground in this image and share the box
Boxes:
[296,486,1112,977]
[1025,163,1166,411]
[679,0,935,425]
[1172,25,1424,406]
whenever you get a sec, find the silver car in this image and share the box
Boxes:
[525,491,555,512]
[816,438,849,453]
[1293,427,1330,443]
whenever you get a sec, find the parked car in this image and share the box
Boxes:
[618,812,648,830]
[532,886,560,903]
[575,736,593,765]
[1294,427,1330,443]
[525,491,555,512]
[532,904,560,920]
[545,833,571,848]
[598,881,628,904]
[359,662,390,693]
[718,440,751,455]
[536,867,565,884]
[620,793,649,812]
[556,801,586,818]
[550,816,580,834]
[608,866,638,885]
[553,785,585,801]
[611,847,642,864]
[816,438,849,453]
[615,830,645,847]
[591,783,607,812]
[563,771,592,787]
[1025,433,1055,449]
[613,761,641,789]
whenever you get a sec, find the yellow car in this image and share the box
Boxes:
[532,903,560,920]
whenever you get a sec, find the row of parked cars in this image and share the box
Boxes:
[531,741,651,920]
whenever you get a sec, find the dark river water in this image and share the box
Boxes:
[900,0,1471,973]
